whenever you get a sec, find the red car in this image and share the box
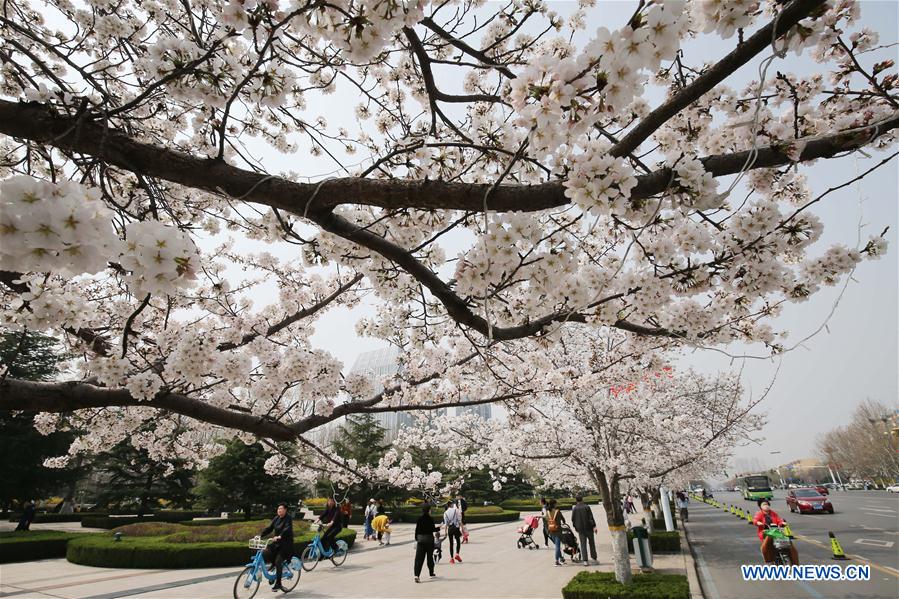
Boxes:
[814,485,829,495]
[786,488,834,514]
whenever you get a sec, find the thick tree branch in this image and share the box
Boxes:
[1,100,895,215]
[0,378,299,441]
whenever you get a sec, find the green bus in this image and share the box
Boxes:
[739,475,774,501]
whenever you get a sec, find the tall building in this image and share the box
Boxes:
[455,404,492,420]
[348,346,413,441]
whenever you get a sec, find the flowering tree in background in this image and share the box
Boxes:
[396,330,765,583]
[0,1,896,499]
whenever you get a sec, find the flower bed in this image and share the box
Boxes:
[562,572,689,599]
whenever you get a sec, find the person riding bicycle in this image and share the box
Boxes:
[317,497,343,556]
[260,502,294,592]
[752,500,799,565]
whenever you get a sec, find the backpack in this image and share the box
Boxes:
[547,509,560,534]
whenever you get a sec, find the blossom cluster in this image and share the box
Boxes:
[0,176,119,276]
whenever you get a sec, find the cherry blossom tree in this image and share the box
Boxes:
[394,330,765,583]
[0,1,896,499]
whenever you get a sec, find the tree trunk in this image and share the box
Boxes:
[639,489,654,533]
[650,486,662,519]
[244,504,252,520]
[594,470,633,584]
[137,473,153,517]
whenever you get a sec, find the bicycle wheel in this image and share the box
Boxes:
[300,544,319,572]
[281,564,301,592]
[330,540,348,567]
[233,566,260,599]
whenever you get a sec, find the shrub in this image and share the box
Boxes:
[562,571,689,599]
[627,531,681,554]
[651,518,677,531]
[463,510,519,523]
[82,516,157,529]
[67,528,357,569]
[464,505,503,515]
[0,531,89,563]
[111,523,185,537]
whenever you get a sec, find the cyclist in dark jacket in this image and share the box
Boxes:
[261,502,294,591]
[318,497,343,554]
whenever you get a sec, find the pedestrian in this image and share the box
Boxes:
[363,498,377,540]
[15,500,36,531]
[571,496,598,565]
[372,506,392,545]
[456,494,469,542]
[627,496,636,514]
[340,498,352,528]
[260,502,295,592]
[442,500,463,563]
[413,504,440,583]
[544,499,567,566]
[676,493,689,522]
[317,497,343,555]
[539,497,550,547]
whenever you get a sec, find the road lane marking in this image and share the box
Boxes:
[854,538,895,548]
[794,534,899,579]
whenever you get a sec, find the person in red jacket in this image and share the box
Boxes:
[753,500,799,565]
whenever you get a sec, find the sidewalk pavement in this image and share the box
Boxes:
[0,504,693,598]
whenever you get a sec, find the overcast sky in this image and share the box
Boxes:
[207,1,899,472]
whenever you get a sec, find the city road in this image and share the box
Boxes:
[685,490,899,598]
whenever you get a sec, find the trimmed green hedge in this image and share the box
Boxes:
[0,531,91,563]
[6,513,88,523]
[651,518,677,531]
[67,528,357,568]
[562,572,689,599]
[627,531,681,554]
[463,509,519,523]
[81,512,207,529]
[500,496,600,511]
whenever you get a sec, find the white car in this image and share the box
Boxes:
[887,484,899,493]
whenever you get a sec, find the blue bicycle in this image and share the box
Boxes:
[233,537,300,598]
[300,524,348,572]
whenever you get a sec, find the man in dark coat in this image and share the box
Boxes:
[261,502,295,592]
[571,496,598,565]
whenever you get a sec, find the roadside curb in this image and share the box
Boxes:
[679,521,705,599]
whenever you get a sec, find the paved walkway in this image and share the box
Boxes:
[0,505,690,598]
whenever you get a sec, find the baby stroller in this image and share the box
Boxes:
[559,524,581,561]
[517,515,541,549]
[433,532,444,564]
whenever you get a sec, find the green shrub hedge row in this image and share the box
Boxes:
[0,531,90,563]
[67,528,357,568]
[499,496,601,511]
[81,512,211,529]
[562,571,689,599]
[650,518,677,531]
[627,531,681,554]
[311,507,520,524]
[9,510,210,524]
[6,513,86,523]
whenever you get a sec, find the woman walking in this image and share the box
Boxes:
[539,497,550,547]
[413,504,440,583]
[363,498,376,540]
[544,499,567,566]
[442,501,463,563]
